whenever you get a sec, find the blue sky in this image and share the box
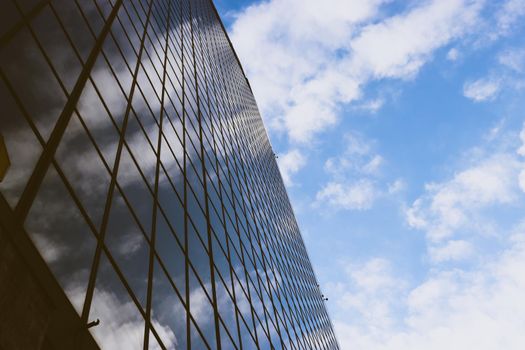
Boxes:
[216,0,525,348]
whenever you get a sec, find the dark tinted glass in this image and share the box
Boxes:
[0,0,338,348]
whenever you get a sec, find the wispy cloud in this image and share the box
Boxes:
[463,77,501,101]
[330,219,525,350]
[277,149,306,186]
[326,122,525,349]
[406,153,522,241]
[518,123,525,156]
[495,0,525,36]
[231,0,484,143]
[446,47,460,61]
[315,132,385,210]
[499,48,525,72]
[316,180,378,211]
[428,239,474,262]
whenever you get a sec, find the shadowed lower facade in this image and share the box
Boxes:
[0,0,339,349]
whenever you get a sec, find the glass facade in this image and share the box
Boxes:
[0,0,338,349]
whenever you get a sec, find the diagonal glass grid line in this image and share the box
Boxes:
[81,0,155,324]
[0,0,339,348]
[198,37,263,349]
[196,8,288,348]
[179,1,192,348]
[193,8,253,350]
[3,54,167,349]
[144,0,172,347]
[13,0,124,222]
[187,1,222,349]
[242,108,324,338]
[56,1,221,344]
[201,19,310,348]
[0,0,50,49]
[193,6,245,348]
[199,24,291,346]
[203,25,284,350]
[201,4,336,346]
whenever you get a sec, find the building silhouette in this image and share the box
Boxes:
[0,0,339,349]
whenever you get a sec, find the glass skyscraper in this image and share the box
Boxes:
[0,0,339,349]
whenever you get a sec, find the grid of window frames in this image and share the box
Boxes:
[0,0,339,348]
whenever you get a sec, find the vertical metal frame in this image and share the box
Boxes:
[0,0,340,348]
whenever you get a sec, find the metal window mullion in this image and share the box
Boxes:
[234,154,275,345]
[207,31,262,350]
[268,182,325,347]
[202,12,267,348]
[14,101,166,350]
[109,0,143,58]
[187,1,222,348]
[223,71,288,348]
[152,240,218,350]
[1,68,160,346]
[8,1,71,107]
[244,131,322,348]
[178,1,193,347]
[0,0,50,49]
[209,23,299,348]
[238,157,296,348]
[73,1,139,103]
[192,7,279,342]
[80,0,154,324]
[143,0,172,347]
[208,21,304,350]
[12,0,123,221]
[205,2,336,346]
[193,9,244,348]
[234,105,290,350]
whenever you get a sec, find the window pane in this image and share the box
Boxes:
[25,165,96,314]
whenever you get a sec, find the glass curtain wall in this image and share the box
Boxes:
[0,0,339,348]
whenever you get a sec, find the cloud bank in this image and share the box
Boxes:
[231,0,484,144]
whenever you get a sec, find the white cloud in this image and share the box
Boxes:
[406,153,522,241]
[446,47,460,61]
[356,98,385,113]
[518,122,525,156]
[428,239,474,262]
[327,258,405,337]
[496,0,525,35]
[343,132,373,156]
[463,78,501,101]
[276,149,306,186]
[405,123,525,239]
[389,127,525,350]
[230,0,379,142]
[228,2,525,346]
[499,48,525,72]
[316,180,377,210]
[189,285,213,328]
[317,132,387,210]
[349,0,481,79]
[324,132,382,177]
[346,258,398,292]
[230,0,484,143]
[83,288,176,349]
[330,226,525,350]
[115,229,145,256]
[363,155,384,175]
[484,118,506,141]
[462,45,525,104]
[315,130,416,213]
[388,179,406,194]
[519,169,525,192]
[30,233,66,264]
